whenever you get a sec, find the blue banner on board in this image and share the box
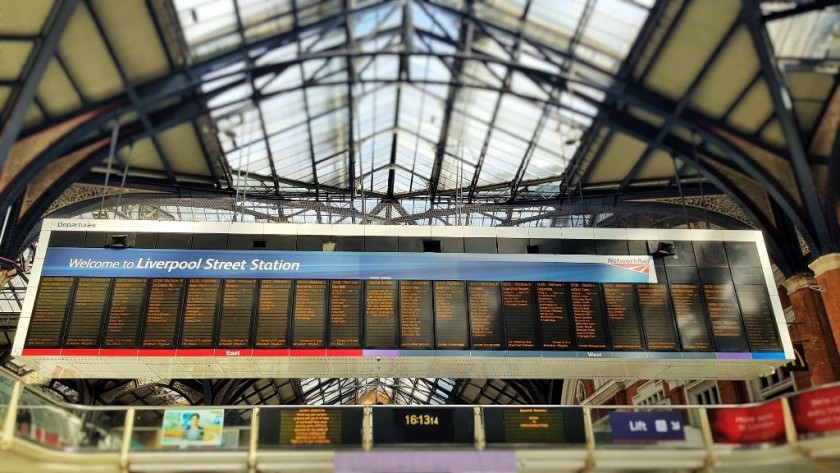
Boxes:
[608,411,685,442]
[41,248,656,283]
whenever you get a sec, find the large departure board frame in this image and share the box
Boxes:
[13,220,793,380]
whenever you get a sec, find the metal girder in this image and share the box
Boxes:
[0,0,79,180]
[741,0,834,251]
[763,0,840,21]
[344,0,358,200]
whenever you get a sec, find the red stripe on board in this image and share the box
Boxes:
[99,349,139,357]
[137,349,177,357]
[326,349,363,357]
[21,348,61,356]
[290,349,326,357]
[60,348,99,356]
[214,348,252,357]
[177,349,215,357]
[251,349,289,357]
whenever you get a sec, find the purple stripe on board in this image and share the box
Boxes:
[334,451,517,473]
[716,352,752,360]
[363,349,399,357]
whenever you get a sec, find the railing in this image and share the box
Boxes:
[1,368,839,472]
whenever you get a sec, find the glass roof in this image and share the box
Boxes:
[172,0,653,203]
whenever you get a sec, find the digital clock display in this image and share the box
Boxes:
[372,407,474,445]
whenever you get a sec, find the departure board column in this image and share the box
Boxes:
[602,284,643,351]
[65,278,111,347]
[181,279,220,347]
[434,281,469,349]
[292,280,327,348]
[219,279,256,347]
[105,278,147,347]
[399,281,434,349]
[735,285,782,351]
[670,284,713,351]
[501,282,537,350]
[570,283,609,350]
[330,280,362,348]
[143,279,185,348]
[364,280,398,348]
[536,283,573,350]
[256,280,291,347]
[635,285,679,351]
[703,284,749,352]
[26,277,74,347]
[468,282,504,349]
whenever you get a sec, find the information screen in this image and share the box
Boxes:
[364,280,398,348]
[27,277,74,347]
[502,282,538,350]
[104,278,147,347]
[181,279,220,347]
[255,279,291,347]
[260,407,363,447]
[219,279,255,347]
[64,278,110,347]
[671,284,713,351]
[434,281,469,349]
[535,282,573,350]
[735,285,782,351]
[635,284,679,351]
[602,284,643,351]
[703,284,749,352]
[329,280,362,348]
[484,407,586,445]
[291,280,327,348]
[142,278,184,348]
[468,281,504,349]
[372,407,474,445]
[399,281,434,349]
[570,283,609,350]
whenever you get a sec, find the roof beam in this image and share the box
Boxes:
[344,0,358,200]
[0,0,79,178]
[763,0,840,21]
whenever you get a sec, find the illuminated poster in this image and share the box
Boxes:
[160,409,225,446]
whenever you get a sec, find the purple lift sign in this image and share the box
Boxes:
[609,411,685,443]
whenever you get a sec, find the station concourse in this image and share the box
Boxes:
[1,0,840,471]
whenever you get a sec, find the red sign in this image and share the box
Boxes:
[790,384,840,436]
[708,400,785,444]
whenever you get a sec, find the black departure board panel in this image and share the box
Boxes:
[468,281,504,349]
[671,284,713,351]
[434,281,469,349]
[64,278,109,347]
[27,277,74,347]
[570,283,609,350]
[502,282,538,350]
[484,407,586,445]
[703,284,749,352]
[636,284,679,351]
[142,279,184,348]
[181,279,220,347]
[372,407,474,445]
[104,278,146,347]
[219,279,255,347]
[260,407,363,447]
[399,281,434,349]
[735,285,782,351]
[602,284,644,351]
[364,280,397,348]
[329,280,362,348]
[292,280,327,348]
[536,283,573,349]
[256,279,291,347]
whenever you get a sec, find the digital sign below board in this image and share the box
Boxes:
[483,408,586,445]
[372,408,474,445]
[259,407,363,447]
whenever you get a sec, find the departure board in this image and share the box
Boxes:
[735,285,782,351]
[329,280,362,348]
[570,283,609,350]
[292,280,327,348]
[364,280,398,348]
[434,281,469,349]
[64,278,110,347]
[468,281,504,349]
[399,281,434,349]
[502,282,538,350]
[219,279,255,347]
[602,284,644,351]
[181,279,220,347]
[484,407,586,445]
[636,284,679,351]
[536,283,573,350]
[671,284,713,351]
[26,277,74,347]
[703,284,749,352]
[104,278,147,347]
[142,278,184,347]
[255,279,291,347]
[372,408,474,445]
[279,408,343,445]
